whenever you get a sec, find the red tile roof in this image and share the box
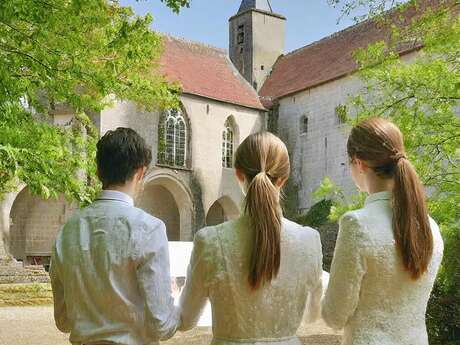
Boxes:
[159,35,266,111]
[259,2,443,106]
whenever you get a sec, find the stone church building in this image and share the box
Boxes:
[0,0,421,265]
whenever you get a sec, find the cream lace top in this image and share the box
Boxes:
[322,191,444,345]
[179,217,323,345]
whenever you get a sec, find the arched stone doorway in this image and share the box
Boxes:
[8,187,71,265]
[137,173,193,241]
[206,196,240,226]
[137,184,181,241]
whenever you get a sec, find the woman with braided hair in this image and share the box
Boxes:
[322,117,444,345]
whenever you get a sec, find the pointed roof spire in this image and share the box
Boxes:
[238,0,273,14]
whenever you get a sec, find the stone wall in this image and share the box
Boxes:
[229,10,285,90]
[181,94,264,216]
[277,75,364,211]
[100,94,264,239]
[251,11,286,90]
[1,187,73,265]
[229,11,254,85]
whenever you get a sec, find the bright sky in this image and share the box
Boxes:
[119,0,361,53]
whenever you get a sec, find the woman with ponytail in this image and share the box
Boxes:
[178,132,323,345]
[322,118,444,345]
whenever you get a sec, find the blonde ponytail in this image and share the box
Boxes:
[234,132,290,290]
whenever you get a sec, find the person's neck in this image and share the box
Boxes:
[366,178,394,195]
[104,183,135,199]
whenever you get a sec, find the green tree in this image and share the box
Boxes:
[322,1,459,343]
[0,0,189,204]
[324,0,460,223]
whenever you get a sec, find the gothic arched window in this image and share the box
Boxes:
[222,118,234,168]
[159,109,187,167]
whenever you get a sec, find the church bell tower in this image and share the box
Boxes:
[229,0,286,91]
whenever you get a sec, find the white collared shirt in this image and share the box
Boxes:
[96,189,134,205]
[50,190,179,345]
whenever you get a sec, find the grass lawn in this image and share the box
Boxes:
[0,283,53,306]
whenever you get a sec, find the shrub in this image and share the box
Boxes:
[296,199,333,228]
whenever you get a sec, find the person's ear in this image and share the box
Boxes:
[235,169,245,183]
[134,166,147,182]
[355,158,368,174]
[276,177,288,188]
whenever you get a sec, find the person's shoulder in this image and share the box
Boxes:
[428,216,444,253]
[340,207,373,229]
[428,216,441,234]
[96,204,166,243]
[283,218,320,236]
[194,220,227,243]
[338,209,373,245]
[130,207,166,233]
[59,207,86,234]
[282,218,321,246]
[193,218,242,249]
[281,219,322,262]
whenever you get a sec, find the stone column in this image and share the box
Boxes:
[0,237,6,258]
[0,197,10,262]
[0,189,23,264]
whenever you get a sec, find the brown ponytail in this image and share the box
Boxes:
[234,132,290,290]
[347,117,433,280]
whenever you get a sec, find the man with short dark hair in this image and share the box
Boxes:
[50,127,179,345]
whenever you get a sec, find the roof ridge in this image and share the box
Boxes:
[284,17,375,58]
[224,54,262,99]
[161,33,228,54]
[283,1,416,58]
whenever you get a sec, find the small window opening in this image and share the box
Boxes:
[237,25,245,44]
[300,116,308,134]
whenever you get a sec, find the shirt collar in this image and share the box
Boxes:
[365,191,392,206]
[96,190,134,206]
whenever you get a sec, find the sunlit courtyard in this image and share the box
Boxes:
[0,306,340,345]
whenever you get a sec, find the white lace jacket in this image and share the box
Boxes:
[179,217,323,345]
[322,191,444,345]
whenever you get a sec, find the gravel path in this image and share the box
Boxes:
[0,306,341,345]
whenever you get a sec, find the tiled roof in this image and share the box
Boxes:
[159,35,266,111]
[259,2,440,105]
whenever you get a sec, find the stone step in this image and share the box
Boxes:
[0,256,23,268]
[0,265,50,284]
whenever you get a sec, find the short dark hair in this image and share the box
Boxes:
[96,128,152,188]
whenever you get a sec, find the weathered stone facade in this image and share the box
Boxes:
[229,4,285,91]
[98,94,264,241]
[276,76,364,210]
[0,188,76,266]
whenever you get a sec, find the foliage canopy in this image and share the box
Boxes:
[0,0,187,203]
